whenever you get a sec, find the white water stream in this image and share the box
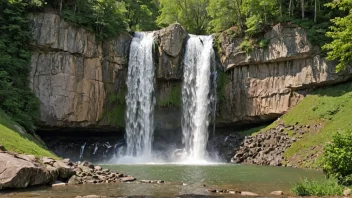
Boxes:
[181,35,216,162]
[122,32,156,162]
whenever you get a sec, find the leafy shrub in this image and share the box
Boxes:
[258,38,270,48]
[291,178,344,196]
[322,130,352,185]
[61,0,127,40]
[0,0,41,131]
[245,14,263,37]
[237,38,254,53]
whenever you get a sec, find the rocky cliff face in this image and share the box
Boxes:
[30,13,351,130]
[217,23,352,125]
[30,12,131,128]
[29,13,187,130]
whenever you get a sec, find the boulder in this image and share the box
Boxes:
[157,23,187,57]
[0,153,56,189]
[68,175,82,185]
[155,24,188,79]
[53,160,76,179]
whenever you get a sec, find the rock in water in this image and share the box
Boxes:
[0,153,56,189]
[53,160,76,179]
[270,191,283,195]
[68,175,82,185]
[120,176,136,182]
[241,191,259,196]
[51,181,67,187]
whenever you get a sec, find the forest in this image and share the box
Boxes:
[0,0,351,131]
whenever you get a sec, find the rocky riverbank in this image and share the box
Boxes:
[231,122,315,167]
[0,149,135,190]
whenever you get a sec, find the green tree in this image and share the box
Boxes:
[0,0,41,131]
[157,0,210,34]
[322,130,352,185]
[123,0,159,31]
[61,0,127,39]
[207,0,243,33]
[322,0,352,72]
[207,0,278,33]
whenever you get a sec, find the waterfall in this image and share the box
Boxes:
[182,35,216,161]
[79,142,86,159]
[124,32,156,159]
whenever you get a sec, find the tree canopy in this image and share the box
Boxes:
[323,0,352,72]
[157,0,210,35]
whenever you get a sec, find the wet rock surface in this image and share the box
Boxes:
[231,123,310,166]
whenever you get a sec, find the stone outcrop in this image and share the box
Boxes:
[0,152,56,189]
[155,24,188,80]
[30,12,131,128]
[29,13,187,130]
[0,151,136,189]
[218,23,352,125]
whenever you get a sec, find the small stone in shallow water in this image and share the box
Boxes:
[270,191,283,195]
[120,176,136,182]
[52,181,67,187]
[207,189,216,193]
[241,191,258,196]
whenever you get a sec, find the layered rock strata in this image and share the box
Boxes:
[30,13,352,129]
[217,23,352,125]
[30,12,131,128]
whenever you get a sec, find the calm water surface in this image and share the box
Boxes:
[1,164,323,197]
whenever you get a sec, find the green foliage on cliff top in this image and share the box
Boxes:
[0,0,40,132]
[0,110,57,158]
[264,82,352,168]
[323,0,352,72]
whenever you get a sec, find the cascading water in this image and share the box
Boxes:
[181,35,216,162]
[123,32,156,161]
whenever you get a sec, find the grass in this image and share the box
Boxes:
[291,177,344,196]
[261,82,352,168]
[0,109,57,158]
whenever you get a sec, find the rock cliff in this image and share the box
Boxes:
[30,12,131,128]
[30,13,351,130]
[217,23,352,125]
